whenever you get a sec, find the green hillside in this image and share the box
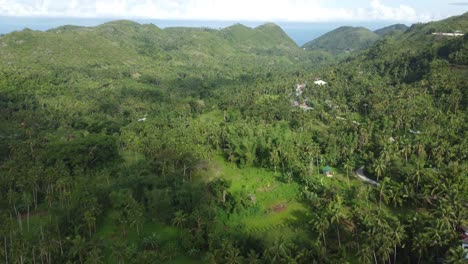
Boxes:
[302,26,380,54]
[0,14,467,264]
[359,12,468,83]
[374,23,409,36]
[0,20,310,73]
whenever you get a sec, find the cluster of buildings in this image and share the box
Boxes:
[431,31,464,37]
[293,79,327,111]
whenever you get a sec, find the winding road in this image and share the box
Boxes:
[355,166,380,187]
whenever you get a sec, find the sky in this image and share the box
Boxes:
[0,0,466,22]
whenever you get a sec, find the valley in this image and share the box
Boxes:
[0,11,467,264]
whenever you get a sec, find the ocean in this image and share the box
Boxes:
[0,16,400,46]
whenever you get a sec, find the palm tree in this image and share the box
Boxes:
[414,141,425,158]
[110,240,128,264]
[84,211,96,237]
[445,246,467,264]
[84,248,103,264]
[70,235,86,264]
[357,243,373,264]
[379,147,392,163]
[172,210,188,228]
[21,193,32,232]
[343,159,354,186]
[311,213,330,249]
[329,195,348,249]
[400,142,411,164]
[246,250,261,264]
[412,231,430,264]
[379,178,390,210]
[264,238,291,263]
[224,246,243,264]
[270,147,280,175]
[391,222,406,264]
[374,157,386,182]
[410,166,423,193]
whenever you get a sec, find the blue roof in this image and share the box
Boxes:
[322,166,332,172]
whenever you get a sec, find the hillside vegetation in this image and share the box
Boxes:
[302,26,380,54]
[0,13,467,264]
[374,23,409,36]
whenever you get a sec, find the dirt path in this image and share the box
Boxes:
[355,166,380,186]
[270,203,287,213]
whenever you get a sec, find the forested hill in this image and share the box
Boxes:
[355,12,468,84]
[374,24,409,36]
[0,21,336,87]
[0,20,328,76]
[0,14,467,264]
[302,26,380,54]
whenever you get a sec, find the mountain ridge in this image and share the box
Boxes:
[302,26,380,55]
[374,23,409,36]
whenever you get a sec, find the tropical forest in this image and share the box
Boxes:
[0,10,467,264]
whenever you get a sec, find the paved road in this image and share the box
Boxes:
[355,166,380,187]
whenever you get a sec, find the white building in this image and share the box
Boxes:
[432,32,464,37]
[314,80,327,86]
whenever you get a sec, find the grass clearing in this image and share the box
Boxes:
[197,110,223,123]
[204,156,310,242]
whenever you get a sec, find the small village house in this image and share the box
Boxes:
[314,80,327,85]
[322,166,333,177]
[296,83,306,96]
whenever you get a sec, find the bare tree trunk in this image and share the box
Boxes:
[317,157,320,177]
[59,239,63,256]
[4,236,7,264]
[27,205,30,232]
[322,232,326,248]
[346,169,350,187]
[34,189,38,209]
[13,204,18,220]
[309,159,313,177]
[394,244,396,264]
[355,228,360,251]
[17,211,22,232]
[337,226,341,248]
[373,251,378,264]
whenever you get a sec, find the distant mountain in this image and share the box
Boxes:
[218,22,298,52]
[0,20,306,73]
[302,26,380,55]
[374,24,409,36]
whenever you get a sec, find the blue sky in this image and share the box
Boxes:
[0,0,466,22]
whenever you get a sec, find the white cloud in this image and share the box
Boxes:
[0,0,436,22]
[368,0,431,21]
